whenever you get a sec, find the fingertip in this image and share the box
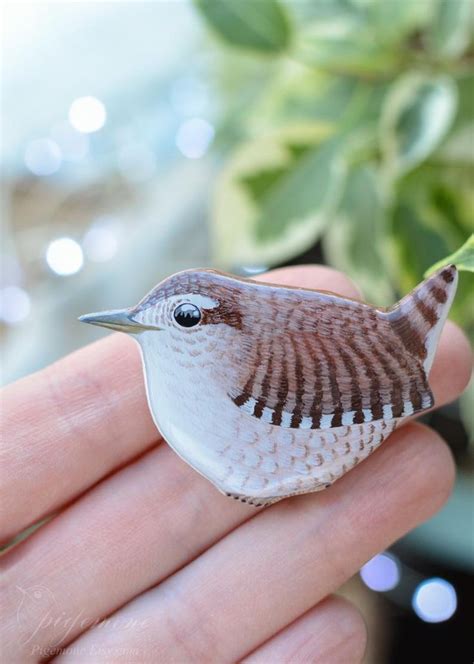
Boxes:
[321,596,368,664]
[430,320,473,406]
[391,422,456,513]
[257,265,363,300]
[322,419,457,543]
[243,595,367,664]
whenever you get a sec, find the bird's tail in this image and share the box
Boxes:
[386,265,458,374]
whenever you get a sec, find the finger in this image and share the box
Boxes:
[0,334,155,543]
[2,264,469,544]
[3,268,362,642]
[0,265,361,542]
[428,319,472,407]
[1,445,251,662]
[242,596,367,664]
[2,288,469,655]
[53,423,454,663]
[256,264,363,298]
[8,425,453,661]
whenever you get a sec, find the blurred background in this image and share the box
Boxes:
[1,1,473,661]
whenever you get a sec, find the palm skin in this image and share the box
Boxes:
[0,266,471,664]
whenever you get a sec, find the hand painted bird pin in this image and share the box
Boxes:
[80,264,457,506]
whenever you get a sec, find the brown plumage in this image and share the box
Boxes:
[135,264,456,430]
[83,264,458,504]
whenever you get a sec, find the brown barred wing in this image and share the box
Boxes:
[228,323,434,431]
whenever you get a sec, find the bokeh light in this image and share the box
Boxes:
[68,96,106,134]
[175,118,214,159]
[24,138,62,176]
[412,578,457,623]
[360,552,400,592]
[0,286,31,324]
[46,238,84,276]
[82,218,119,263]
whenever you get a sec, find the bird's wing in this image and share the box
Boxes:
[228,304,433,430]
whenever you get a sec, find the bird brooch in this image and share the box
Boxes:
[81,264,457,506]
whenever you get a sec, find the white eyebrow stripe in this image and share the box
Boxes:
[191,294,218,309]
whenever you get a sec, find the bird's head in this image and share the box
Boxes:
[80,269,246,366]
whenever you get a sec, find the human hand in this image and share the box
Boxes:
[1,266,471,663]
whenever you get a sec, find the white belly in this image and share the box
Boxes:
[139,336,398,501]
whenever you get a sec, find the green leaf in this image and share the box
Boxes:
[392,201,452,291]
[248,64,363,133]
[369,0,434,41]
[452,73,474,132]
[194,0,291,53]
[240,165,288,202]
[436,123,474,164]
[380,73,457,174]
[290,0,360,22]
[430,181,474,241]
[425,234,474,275]
[398,161,474,240]
[253,137,345,240]
[296,27,398,75]
[211,123,345,267]
[429,0,473,58]
[396,165,474,332]
[293,0,432,75]
[323,165,395,305]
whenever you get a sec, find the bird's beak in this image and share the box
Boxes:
[79,309,160,334]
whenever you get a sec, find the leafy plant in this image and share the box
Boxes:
[195,0,291,53]
[426,233,474,273]
[194,0,474,343]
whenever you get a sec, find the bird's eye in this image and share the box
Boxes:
[173,303,201,328]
